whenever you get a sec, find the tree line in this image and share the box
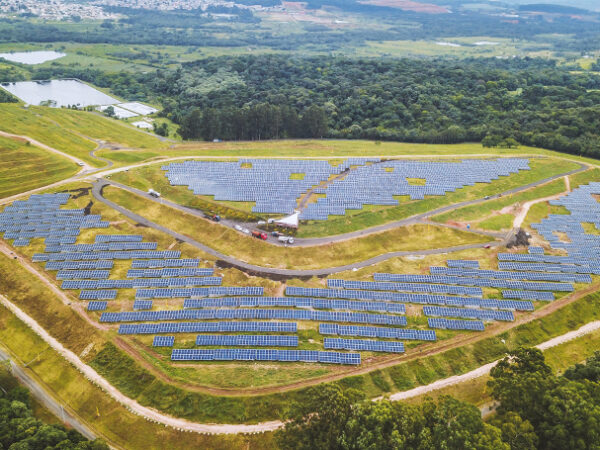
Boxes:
[3,55,600,158]
[276,348,600,449]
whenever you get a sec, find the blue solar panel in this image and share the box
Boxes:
[87,301,107,311]
[423,306,514,322]
[427,318,485,331]
[119,322,297,334]
[195,335,298,347]
[182,297,405,314]
[319,324,436,341]
[153,336,175,347]
[100,309,407,326]
[324,338,404,353]
[171,349,361,365]
[133,300,153,310]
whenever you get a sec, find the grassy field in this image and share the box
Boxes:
[103,185,489,270]
[0,104,166,167]
[433,175,569,228]
[0,136,78,198]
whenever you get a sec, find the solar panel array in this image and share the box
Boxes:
[162,158,529,221]
[135,286,263,299]
[324,338,405,353]
[46,260,114,270]
[133,300,153,310]
[153,336,175,347]
[127,268,214,278]
[182,297,406,314]
[119,322,297,334]
[196,335,298,347]
[87,301,107,311]
[302,158,530,220]
[423,306,514,322]
[95,235,143,243]
[429,267,591,283]
[100,309,406,326]
[62,276,222,290]
[428,318,485,331]
[370,274,573,292]
[326,279,483,296]
[80,290,117,300]
[319,324,436,341]
[131,259,200,268]
[171,349,361,365]
[163,159,377,216]
[447,260,480,269]
[0,193,108,246]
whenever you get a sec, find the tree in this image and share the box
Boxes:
[563,351,600,382]
[103,106,115,118]
[300,105,328,138]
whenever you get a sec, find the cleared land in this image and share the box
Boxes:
[0,136,78,198]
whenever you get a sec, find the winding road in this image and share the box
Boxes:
[92,179,502,278]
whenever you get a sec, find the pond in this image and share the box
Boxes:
[0,79,119,108]
[0,51,66,65]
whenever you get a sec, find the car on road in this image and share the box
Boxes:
[77,162,85,166]
[234,224,243,232]
[484,244,491,249]
[278,236,295,245]
[211,214,221,222]
[241,228,251,235]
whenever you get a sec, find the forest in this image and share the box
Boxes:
[0,376,109,449]
[30,55,599,158]
[277,348,600,450]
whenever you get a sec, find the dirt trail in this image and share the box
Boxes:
[513,176,570,229]
[0,130,92,171]
[388,320,600,402]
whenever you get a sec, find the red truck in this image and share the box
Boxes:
[252,230,268,240]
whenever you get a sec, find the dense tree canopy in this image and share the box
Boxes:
[0,383,108,450]
[277,349,600,449]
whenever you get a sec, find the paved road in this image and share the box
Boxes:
[93,180,502,278]
[0,339,96,440]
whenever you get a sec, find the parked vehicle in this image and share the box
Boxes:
[241,228,251,235]
[252,230,268,240]
[278,236,295,244]
[257,220,266,225]
[234,224,243,231]
[148,189,161,198]
[271,231,281,237]
[211,214,221,222]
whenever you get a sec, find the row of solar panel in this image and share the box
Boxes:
[45,242,157,252]
[318,324,436,341]
[323,280,484,297]
[182,297,406,314]
[171,349,361,365]
[427,318,485,331]
[135,286,264,299]
[196,335,298,347]
[127,268,214,278]
[33,250,182,262]
[324,338,404,353]
[62,277,223,289]
[131,259,200,268]
[428,267,591,284]
[337,276,573,292]
[423,306,514,322]
[119,322,297,334]
[100,309,407,326]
